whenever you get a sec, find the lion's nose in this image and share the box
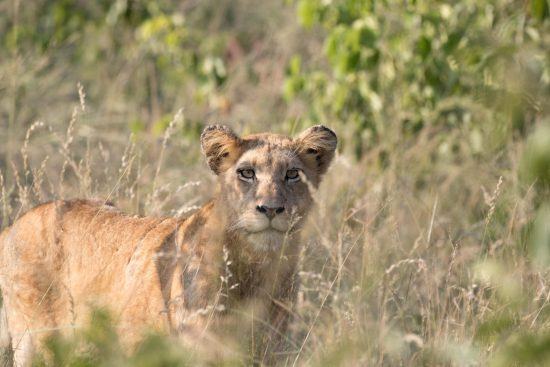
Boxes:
[256,205,285,219]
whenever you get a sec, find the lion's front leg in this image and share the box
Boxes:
[170,262,243,360]
[250,298,296,366]
[253,272,300,366]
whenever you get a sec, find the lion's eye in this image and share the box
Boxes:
[238,168,255,182]
[286,169,300,182]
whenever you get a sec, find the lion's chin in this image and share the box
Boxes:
[245,229,288,252]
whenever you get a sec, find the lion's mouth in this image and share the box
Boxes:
[233,214,294,234]
[246,226,286,234]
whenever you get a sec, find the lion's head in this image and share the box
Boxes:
[201,125,337,252]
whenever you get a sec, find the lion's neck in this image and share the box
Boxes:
[183,199,301,299]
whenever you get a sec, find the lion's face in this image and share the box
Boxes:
[201,125,337,251]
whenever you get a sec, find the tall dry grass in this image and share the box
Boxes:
[0,85,548,366]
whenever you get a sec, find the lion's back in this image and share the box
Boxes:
[0,199,118,279]
[0,199,183,339]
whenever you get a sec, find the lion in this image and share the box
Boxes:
[0,124,337,366]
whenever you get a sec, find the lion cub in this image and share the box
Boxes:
[0,125,337,365]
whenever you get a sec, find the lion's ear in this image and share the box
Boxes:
[201,125,242,175]
[296,125,337,176]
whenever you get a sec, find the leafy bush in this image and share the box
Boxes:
[286,0,550,157]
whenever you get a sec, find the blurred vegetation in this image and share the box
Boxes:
[0,0,549,366]
[286,0,550,157]
[32,310,199,367]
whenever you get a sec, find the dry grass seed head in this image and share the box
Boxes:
[485,176,504,226]
[77,81,86,112]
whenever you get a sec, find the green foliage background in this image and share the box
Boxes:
[0,0,549,366]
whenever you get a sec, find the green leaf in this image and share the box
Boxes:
[298,0,319,28]
[417,36,432,60]
[443,30,463,54]
[358,25,377,48]
[531,0,549,21]
[520,123,550,190]
[289,55,302,75]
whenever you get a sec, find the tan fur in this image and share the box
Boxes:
[0,125,337,366]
